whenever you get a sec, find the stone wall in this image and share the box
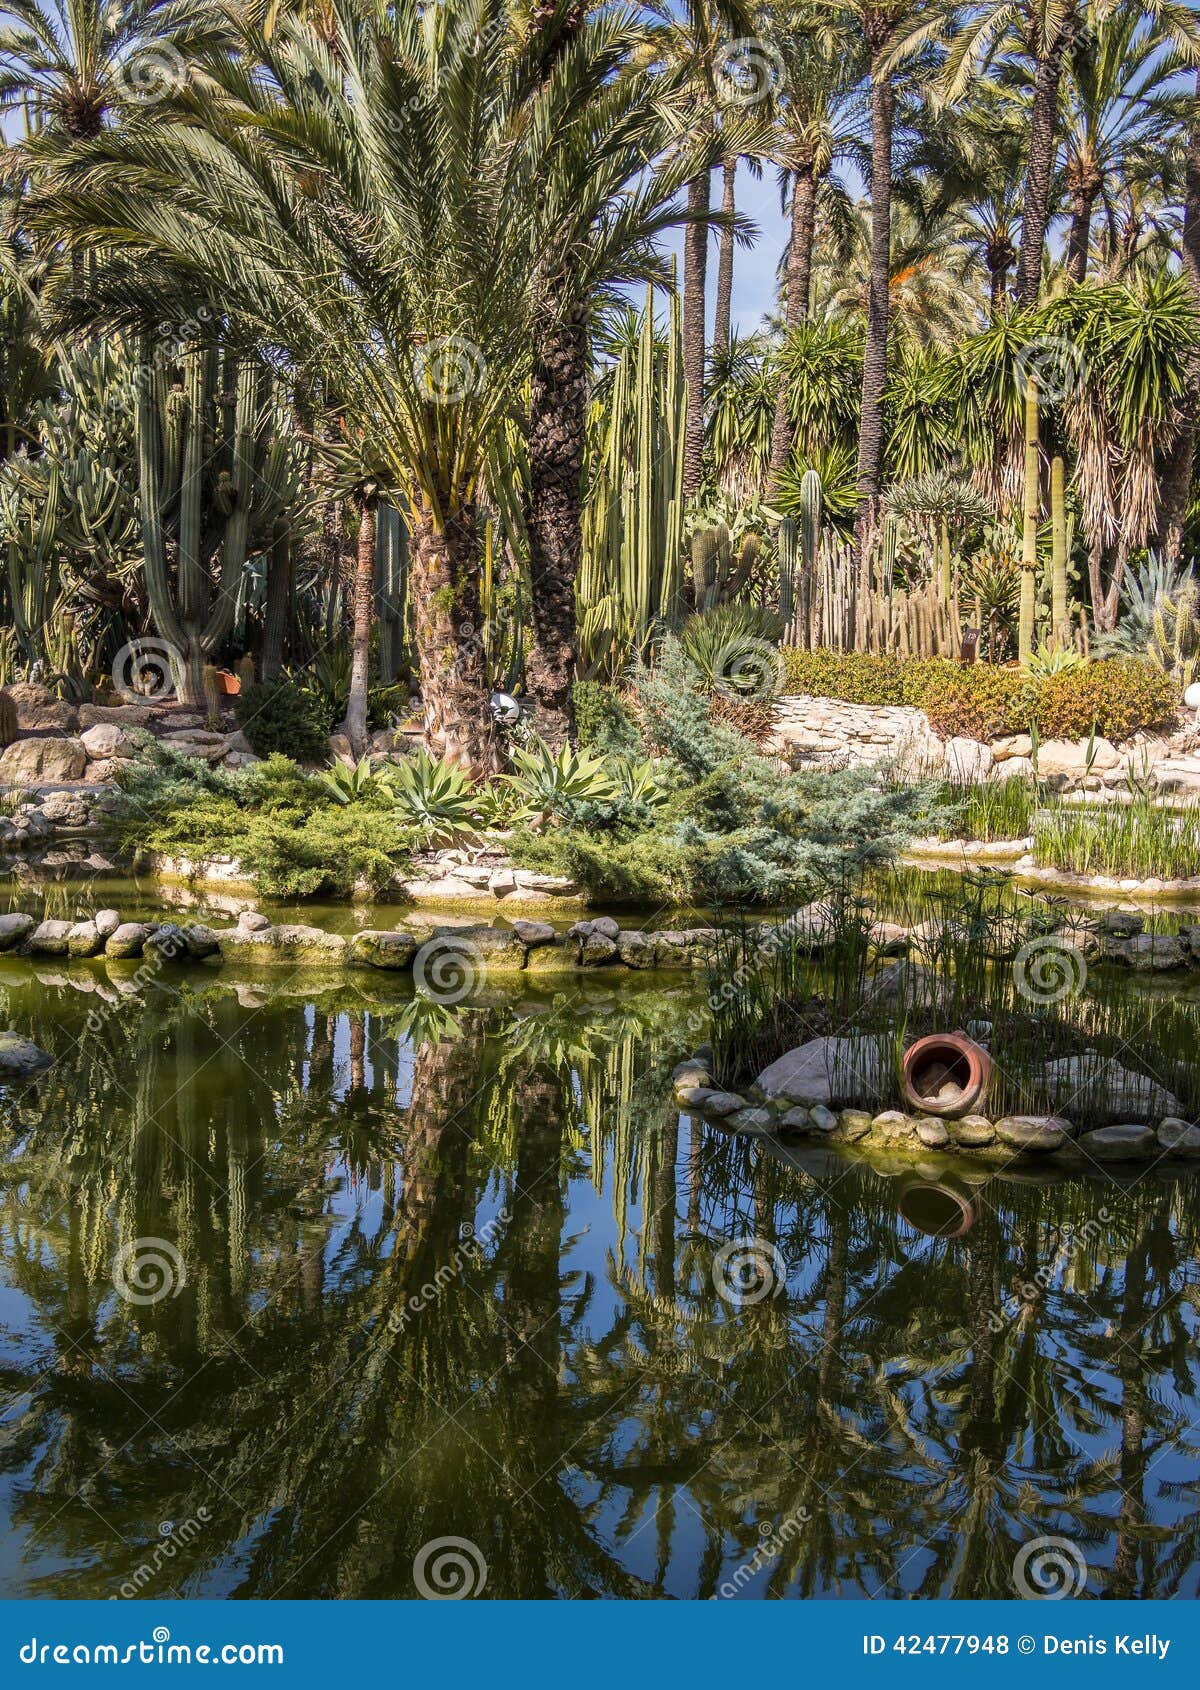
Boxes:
[770,692,1200,796]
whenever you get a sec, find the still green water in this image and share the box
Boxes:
[1,943,1199,1601]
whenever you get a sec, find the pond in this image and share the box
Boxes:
[1,943,1199,1601]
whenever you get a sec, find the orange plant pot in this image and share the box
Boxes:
[901,1032,992,1119]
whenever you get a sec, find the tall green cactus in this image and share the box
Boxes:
[136,340,306,704]
[577,278,685,678]
[689,519,758,611]
[777,516,797,623]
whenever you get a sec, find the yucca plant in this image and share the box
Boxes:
[505,738,617,824]
[680,601,785,699]
[382,748,481,844]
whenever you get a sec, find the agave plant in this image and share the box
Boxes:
[1096,555,1199,686]
[612,757,669,813]
[680,602,785,701]
[315,756,380,806]
[382,748,481,844]
[505,739,617,824]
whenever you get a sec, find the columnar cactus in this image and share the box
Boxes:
[136,341,305,704]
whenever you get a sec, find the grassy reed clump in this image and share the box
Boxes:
[705,868,1200,1128]
[1033,796,1200,881]
[933,775,1038,842]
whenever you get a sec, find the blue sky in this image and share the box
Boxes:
[661,160,791,339]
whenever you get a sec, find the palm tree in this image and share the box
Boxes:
[1058,6,1186,284]
[641,0,755,505]
[30,0,621,773]
[765,2,860,487]
[520,8,706,746]
[0,0,224,139]
[1160,66,1200,560]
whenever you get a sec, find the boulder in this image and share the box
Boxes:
[673,1059,712,1089]
[144,924,191,962]
[37,791,91,830]
[949,1114,996,1147]
[755,1035,888,1106]
[1158,1118,1200,1156]
[66,920,104,958]
[237,910,271,933]
[5,682,78,732]
[809,1104,839,1134]
[590,915,620,940]
[80,722,138,761]
[916,1118,950,1148]
[93,909,122,939]
[870,1110,913,1140]
[28,919,74,956]
[581,932,618,966]
[216,924,347,966]
[0,736,88,784]
[105,922,152,959]
[512,919,556,947]
[434,924,525,971]
[78,702,153,729]
[1040,1056,1180,1120]
[1077,1122,1157,1162]
[837,1109,873,1142]
[0,912,35,951]
[511,869,579,896]
[616,931,655,968]
[347,930,420,970]
[698,1092,749,1118]
[994,1114,1071,1152]
[182,923,221,960]
[1103,933,1189,972]
[778,1106,811,1132]
[991,733,1033,761]
[944,737,994,783]
[525,939,578,972]
[0,1030,54,1076]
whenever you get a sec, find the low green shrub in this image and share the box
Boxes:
[236,679,331,763]
[780,650,1180,742]
[109,742,412,898]
[571,681,641,756]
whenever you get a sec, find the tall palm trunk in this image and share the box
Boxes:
[524,1,589,746]
[526,303,588,747]
[854,63,894,564]
[1019,375,1040,664]
[339,493,377,755]
[682,163,712,503]
[1016,3,1080,306]
[408,497,498,775]
[712,155,737,357]
[768,156,816,489]
[1160,69,1200,562]
[1065,180,1098,284]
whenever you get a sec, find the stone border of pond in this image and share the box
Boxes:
[0,908,719,973]
[670,1054,1200,1171]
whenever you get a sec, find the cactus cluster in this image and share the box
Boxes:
[136,340,307,705]
[689,520,761,612]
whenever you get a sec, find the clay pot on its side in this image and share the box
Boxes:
[902,1031,992,1119]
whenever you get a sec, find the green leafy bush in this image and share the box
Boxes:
[236,679,330,763]
[571,682,641,756]
[780,650,1179,741]
[109,742,412,898]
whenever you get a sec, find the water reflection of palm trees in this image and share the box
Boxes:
[0,975,1198,1597]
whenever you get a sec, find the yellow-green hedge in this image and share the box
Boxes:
[780,651,1180,742]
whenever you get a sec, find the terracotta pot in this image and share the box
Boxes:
[901,1031,992,1118]
[215,669,241,696]
[897,1179,976,1238]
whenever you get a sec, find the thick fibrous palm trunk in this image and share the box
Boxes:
[339,495,377,755]
[713,155,736,357]
[1065,184,1097,284]
[1160,68,1200,563]
[854,67,893,564]
[526,303,588,748]
[682,164,711,503]
[769,157,816,488]
[408,497,498,775]
[1017,4,1080,307]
